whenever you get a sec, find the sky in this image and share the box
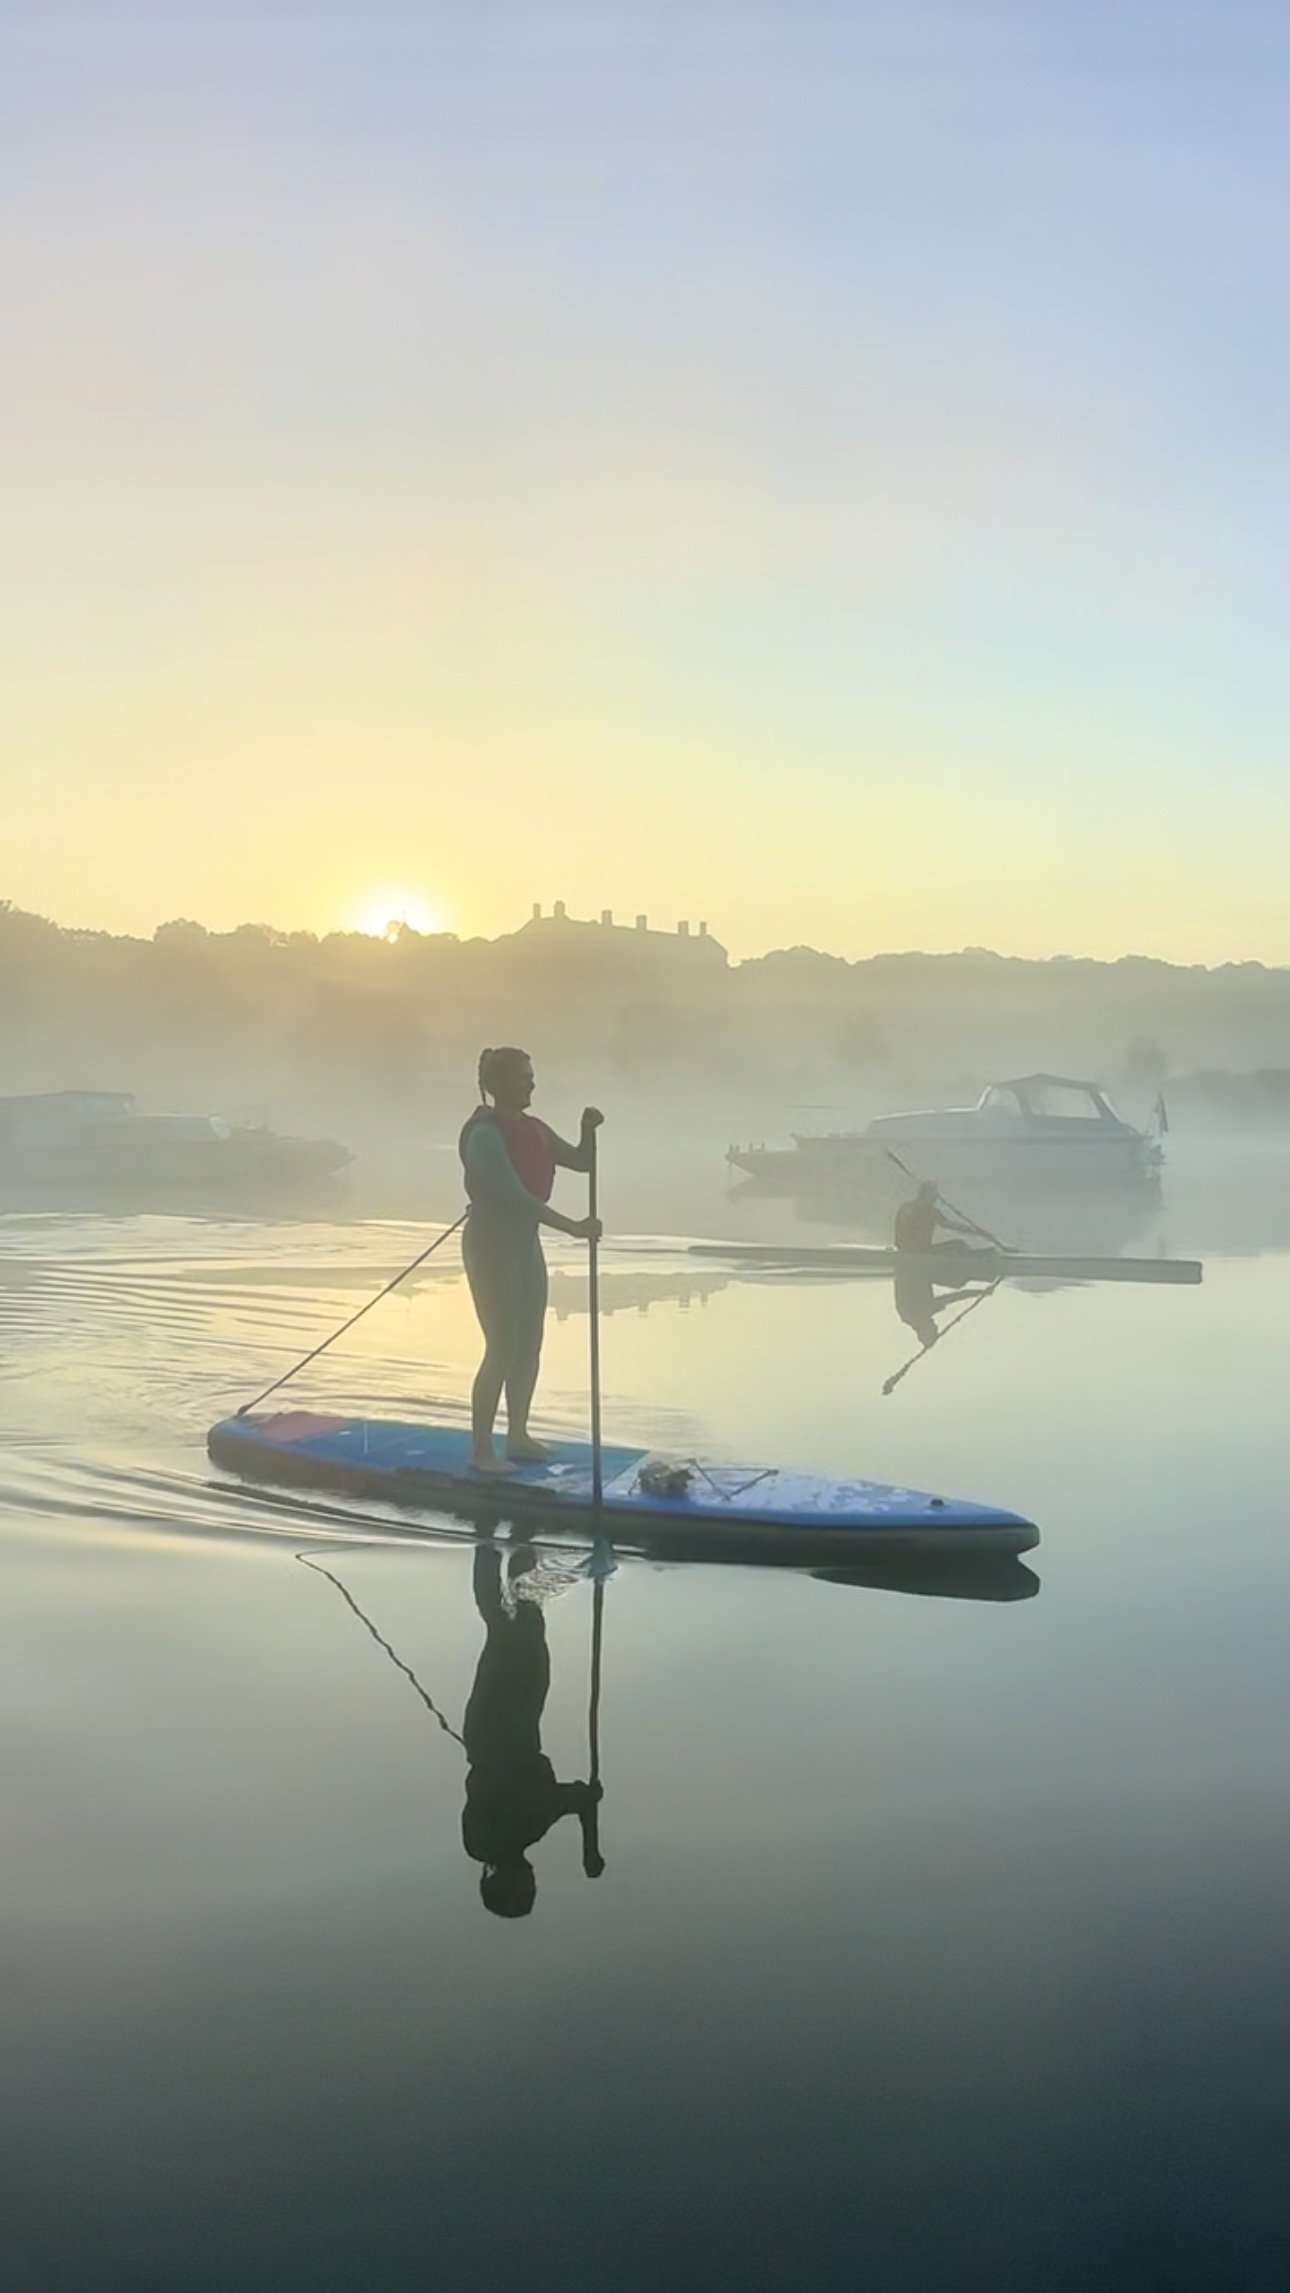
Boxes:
[3,1,1289,962]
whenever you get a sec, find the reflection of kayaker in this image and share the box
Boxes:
[893,1264,989,1351]
[462,1542,603,1919]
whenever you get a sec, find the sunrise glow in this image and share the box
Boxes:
[350,892,447,941]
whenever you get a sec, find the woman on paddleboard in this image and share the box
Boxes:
[459,1046,602,1474]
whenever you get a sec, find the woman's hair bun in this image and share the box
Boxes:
[477,1045,527,1103]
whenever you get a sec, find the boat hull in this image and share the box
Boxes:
[729,1137,1159,1189]
[0,1129,352,1205]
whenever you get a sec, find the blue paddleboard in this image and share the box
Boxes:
[208,1412,1038,1560]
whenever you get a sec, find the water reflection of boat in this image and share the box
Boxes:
[727,1163,1163,1259]
[814,1554,1039,1602]
[730,1075,1164,1195]
[0,1090,353,1206]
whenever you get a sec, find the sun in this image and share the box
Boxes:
[350,890,447,939]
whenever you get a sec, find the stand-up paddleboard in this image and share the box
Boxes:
[207,1412,1038,1560]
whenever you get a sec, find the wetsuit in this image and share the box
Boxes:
[458,1108,584,1412]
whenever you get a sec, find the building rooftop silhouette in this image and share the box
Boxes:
[519,903,728,964]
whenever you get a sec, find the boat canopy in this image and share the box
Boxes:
[0,1090,135,1143]
[981,1076,1123,1121]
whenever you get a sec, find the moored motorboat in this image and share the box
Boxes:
[0,1090,352,1203]
[729,1074,1164,1193]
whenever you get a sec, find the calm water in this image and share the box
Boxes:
[2,1162,1288,2290]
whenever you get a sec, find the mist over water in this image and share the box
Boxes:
[11,903,1290,1211]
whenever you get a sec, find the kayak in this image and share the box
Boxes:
[207,1412,1039,1561]
[688,1243,1202,1284]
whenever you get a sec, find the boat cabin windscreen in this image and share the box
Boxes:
[1012,1081,1114,1123]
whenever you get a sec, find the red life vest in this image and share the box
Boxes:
[459,1108,558,1202]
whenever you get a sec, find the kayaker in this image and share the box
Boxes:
[459,1046,602,1475]
[893,1177,979,1254]
[461,1541,604,1918]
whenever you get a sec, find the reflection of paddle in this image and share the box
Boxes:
[583,1566,607,1878]
[882,1278,1003,1397]
[884,1149,1011,1252]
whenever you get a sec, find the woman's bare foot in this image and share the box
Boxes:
[470,1452,518,1477]
[506,1435,552,1462]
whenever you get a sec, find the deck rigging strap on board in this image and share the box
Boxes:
[687,1460,777,1504]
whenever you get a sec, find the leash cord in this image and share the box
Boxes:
[236,1213,467,1417]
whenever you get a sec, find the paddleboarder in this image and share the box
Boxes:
[462,1541,604,1918]
[460,1046,602,1475]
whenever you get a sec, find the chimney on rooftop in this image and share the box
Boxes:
[698,920,708,938]
[601,908,613,927]
[635,914,647,932]
[554,900,566,920]
[531,903,541,921]
[678,920,690,938]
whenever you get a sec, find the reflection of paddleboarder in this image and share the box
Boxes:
[462,1542,604,1919]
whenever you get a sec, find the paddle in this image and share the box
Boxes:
[588,1122,604,1505]
[583,1118,609,1878]
[884,1149,1011,1253]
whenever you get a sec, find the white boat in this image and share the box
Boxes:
[729,1074,1164,1190]
[0,1090,353,1202]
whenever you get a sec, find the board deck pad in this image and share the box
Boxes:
[208,1413,1038,1558]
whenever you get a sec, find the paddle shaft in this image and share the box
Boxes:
[583,1123,609,1875]
[588,1128,603,1506]
[884,1149,1010,1252]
